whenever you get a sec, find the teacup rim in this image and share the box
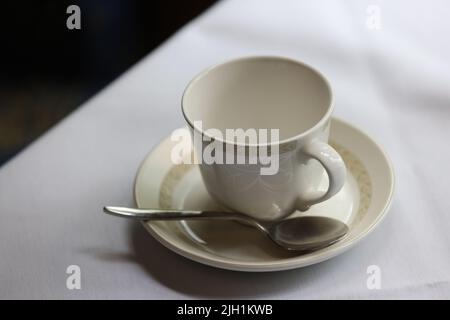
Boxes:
[181,55,334,148]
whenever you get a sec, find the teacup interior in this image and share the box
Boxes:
[182,57,332,142]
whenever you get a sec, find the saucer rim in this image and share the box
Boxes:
[134,117,395,272]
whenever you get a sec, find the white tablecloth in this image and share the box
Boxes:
[1,0,450,299]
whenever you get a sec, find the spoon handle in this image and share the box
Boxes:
[103,206,247,222]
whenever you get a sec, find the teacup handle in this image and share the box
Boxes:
[298,140,347,210]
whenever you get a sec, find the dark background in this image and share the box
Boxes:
[0,0,217,165]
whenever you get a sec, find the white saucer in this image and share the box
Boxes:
[134,118,394,272]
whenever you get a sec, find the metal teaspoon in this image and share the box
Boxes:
[103,206,348,251]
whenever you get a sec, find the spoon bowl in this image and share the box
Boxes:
[262,216,349,251]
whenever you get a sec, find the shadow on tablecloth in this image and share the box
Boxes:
[128,222,352,298]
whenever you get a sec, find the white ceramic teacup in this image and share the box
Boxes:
[182,56,346,221]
